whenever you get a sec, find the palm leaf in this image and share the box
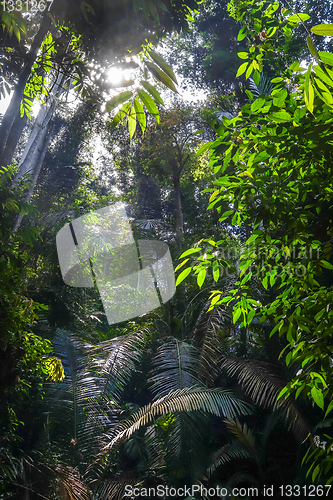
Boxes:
[191,306,228,386]
[149,338,201,397]
[225,418,263,477]
[55,464,89,500]
[207,441,252,477]
[220,357,310,442]
[102,386,251,450]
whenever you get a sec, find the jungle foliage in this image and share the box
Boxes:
[1,0,333,498]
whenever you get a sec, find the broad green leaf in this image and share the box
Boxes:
[219,210,233,222]
[311,386,324,409]
[197,268,206,288]
[105,91,133,113]
[108,102,131,130]
[127,106,137,139]
[288,13,310,23]
[318,51,333,66]
[237,52,249,59]
[268,111,292,122]
[313,65,333,87]
[148,50,177,84]
[196,141,212,156]
[145,61,178,93]
[238,26,247,41]
[212,260,219,282]
[175,267,192,286]
[179,247,201,258]
[137,89,160,123]
[236,62,249,78]
[251,97,265,112]
[134,98,146,134]
[140,80,164,105]
[233,307,242,324]
[245,61,253,79]
[311,24,333,36]
[253,70,260,86]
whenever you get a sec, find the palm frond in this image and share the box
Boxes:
[191,307,227,386]
[224,418,262,475]
[220,357,310,442]
[207,441,252,477]
[248,74,275,98]
[102,387,251,450]
[55,464,90,500]
[149,338,201,398]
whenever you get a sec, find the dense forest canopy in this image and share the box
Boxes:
[1,0,333,498]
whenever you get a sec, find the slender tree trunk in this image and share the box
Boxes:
[12,125,53,233]
[14,72,66,183]
[0,15,51,159]
[172,168,183,252]
[1,112,28,168]
[12,72,66,232]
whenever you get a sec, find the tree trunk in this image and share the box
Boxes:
[0,15,51,160]
[12,124,53,233]
[14,72,66,183]
[173,171,184,252]
[1,112,28,168]
[12,72,66,232]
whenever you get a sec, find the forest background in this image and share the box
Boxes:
[1,0,333,498]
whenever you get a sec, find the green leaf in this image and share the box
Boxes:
[108,102,131,130]
[251,97,265,112]
[238,26,247,41]
[174,259,189,272]
[137,89,159,123]
[288,13,310,23]
[219,210,233,222]
[127,105,137,139]
[140,80,164,105]
[233,307,242,324]
[318,51,333,66]
[176,267,192,286]
[311,386,324,409]
[105,91,133,113]
[145,61,178,93]
[313,65,333,87]
[245,61,253,79]
[134,98,146,134]
[148,50,177,84]
[319,259,333,269]
[212,260,220,282]
[196,141,212,156]
[307,36,320,60]
[268,111,292,122]
[311,24,333,36]
[236,62,249,78]
[253,70,260,87]
[237,52,249,59]
[197,268,206,288]
[325,400,333,418]
[179,247,201,258]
